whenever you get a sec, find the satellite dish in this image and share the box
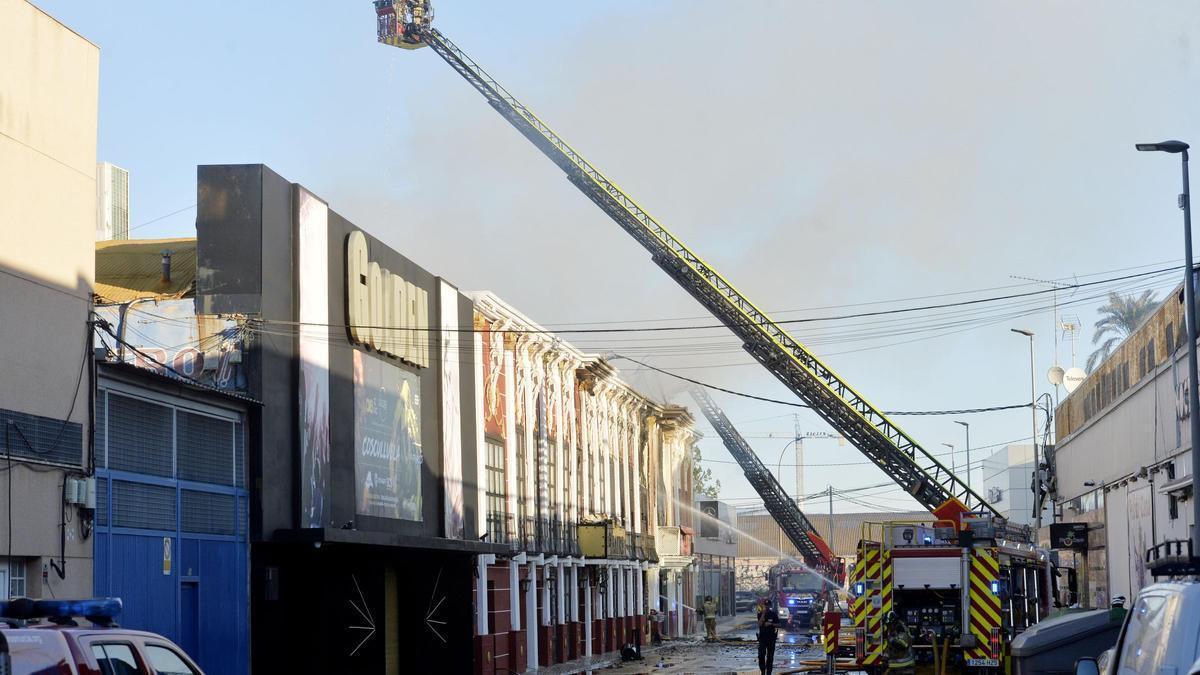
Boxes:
[1048,366,1065,386]
[1063,367,1086,393]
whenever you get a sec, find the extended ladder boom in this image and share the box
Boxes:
[379,12,998,519]
[689,387,830,569]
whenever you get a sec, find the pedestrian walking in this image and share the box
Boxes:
[757,598,780,675]
[703,595,719,641]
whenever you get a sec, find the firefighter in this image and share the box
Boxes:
[757,599,780,675]
[703,595,719,641]
[885,611,915,675]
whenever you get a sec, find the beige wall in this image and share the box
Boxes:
[0,0,99,598]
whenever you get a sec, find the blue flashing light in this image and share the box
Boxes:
[854,582,865,596]
[923,536,933,545]
[789,598,797,606]
[990,580,1000,595]
[0,598,122,622]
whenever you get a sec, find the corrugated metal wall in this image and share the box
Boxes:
[94,386,249,675]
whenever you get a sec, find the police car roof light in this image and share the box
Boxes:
[0,598,122,625]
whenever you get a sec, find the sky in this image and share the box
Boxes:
[37,0,1200,513]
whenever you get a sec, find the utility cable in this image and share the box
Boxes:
[614,354,1030,416]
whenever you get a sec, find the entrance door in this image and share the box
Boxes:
[180,581,199,658]
[0,568,8,600]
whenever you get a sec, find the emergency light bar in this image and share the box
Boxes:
[0,598,122,626]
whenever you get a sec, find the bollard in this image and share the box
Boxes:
[823,610,840,674]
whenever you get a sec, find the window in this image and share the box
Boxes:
[485,440,506,541]
[91,643,140,675]
[1170,495,1179,520]
[145,644,198,675]
[8,559,25,598]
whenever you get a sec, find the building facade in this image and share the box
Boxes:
[735,509,930,591]
[0,0,99,601]
[1053,283,1196,608]
[693,500,737,617]
[96,162,129,241]
[195,164,507,673]
[93,363,252,675]
[470,292,698,673]
[981,444,1050,527]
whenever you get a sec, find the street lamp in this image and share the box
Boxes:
[776,438,800,555]
[941,443,956,475]
[955,421,971,489]
[1137,139,1199,555]
[1011,328,1041,533]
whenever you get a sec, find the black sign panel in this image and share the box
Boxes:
[699,501,720,538]
[1050,522,1089,551]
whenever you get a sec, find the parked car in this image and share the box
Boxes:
[0,598,204,675]
[735,591,757,614]
[1075,582,1200,675]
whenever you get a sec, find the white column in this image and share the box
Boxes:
[616,567,625,618]
[509,560,521,631]
[607,566,615,617]
[541,564,551,626]
[476,557,489,636]
[557,563,567,625]
[474,331,487,538]
[503,350,518,525]
[632,414,643,536]
[667,570,678,637]
[527,562,539,671]
[673,572,683,637]
[570,565,579,622]
[584,574,593,658]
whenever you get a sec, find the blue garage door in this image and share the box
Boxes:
[94,388,249,675]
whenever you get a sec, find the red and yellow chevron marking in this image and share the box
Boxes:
[859,544,886,666]
[966,548,1002,663]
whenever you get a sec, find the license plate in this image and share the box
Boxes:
[967,659,1000,667]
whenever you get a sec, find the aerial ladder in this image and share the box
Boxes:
[688,386,838,577]
[373,1,998,526]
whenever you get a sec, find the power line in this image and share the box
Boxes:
[128,204,196,233]
[616,354,1030,415]
[252,264,1182,336]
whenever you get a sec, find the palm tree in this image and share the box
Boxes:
[1086,290,1159,373]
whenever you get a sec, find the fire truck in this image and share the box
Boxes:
[768,561,843,631]
[372,3,1058,668]
[849,516,1055,673]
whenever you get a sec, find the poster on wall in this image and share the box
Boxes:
[1127,485,1153,597]
[354,350,423,520]
[297,189,330,529]
[481,321,507,439]
[439,281,465,539]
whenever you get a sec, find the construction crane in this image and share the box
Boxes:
[374,1,997,524]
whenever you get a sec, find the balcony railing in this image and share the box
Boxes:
[486,511,516,549]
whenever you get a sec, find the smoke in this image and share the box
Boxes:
[327,0,1200,501]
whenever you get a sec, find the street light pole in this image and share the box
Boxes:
[955,421,971,489]
[941,443,956,475]
[1012,329,1040,533]
[1137,140,1199,555]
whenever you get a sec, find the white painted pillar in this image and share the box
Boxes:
[556,562,567,625]
[527,562,539,671]
[606,566,615,618]
[476,557,489,636]
[503,351,518,526]
[542,564,552,627]
[474,332,487,538]
[509,560,521,631]
[673,572,683,637]
[584,574,593,658]
[619,562,628,614]
[570,565,579,622]
[667,570,678,637]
